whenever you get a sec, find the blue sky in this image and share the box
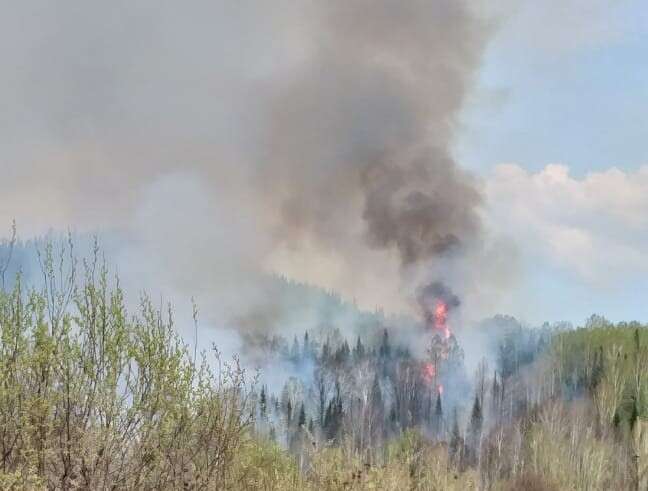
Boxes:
[454,0,648,325]
[458,0,648,176]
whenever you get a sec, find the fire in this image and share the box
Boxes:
[423,362,436,382]
[434,301,447,326]
[420,284,460,391]
[433,300,451,339]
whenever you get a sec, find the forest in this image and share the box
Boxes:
[0,236,646,490]
[5,0,648,487]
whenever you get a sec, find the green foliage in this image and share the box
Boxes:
[0,241,255,489]
[551,322,648,423]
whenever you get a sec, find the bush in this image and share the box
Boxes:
[0,240,255,489]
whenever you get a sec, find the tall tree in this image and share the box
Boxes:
[298,403,306,428]
[467,394,483,465]
[290,336,300,362]
[259,385,267,419]
[353,336,365,360]
[433,392,443,437]
[379,329,391,358]
[449,408,464,467]
[303,331,310,358]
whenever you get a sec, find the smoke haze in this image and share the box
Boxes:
[0,1,509,338]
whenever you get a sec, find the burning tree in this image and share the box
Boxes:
[419,281,466,417]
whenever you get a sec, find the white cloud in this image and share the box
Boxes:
[485,163,648,284]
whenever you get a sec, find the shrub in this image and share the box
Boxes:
[0,240,255,489]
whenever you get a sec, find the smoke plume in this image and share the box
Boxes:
[257,0,490,318]
[1,0,497,333]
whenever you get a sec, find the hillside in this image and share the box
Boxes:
[1,240,646,489]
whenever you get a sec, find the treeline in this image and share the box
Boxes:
[248,314,647,489]
[1,236,647,489]
[251,316,554,465]
[254,328,466,455]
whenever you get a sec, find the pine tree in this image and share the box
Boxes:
[286,399,293,425]
[379,329,391,358]
[323,382,344,441]
[322,339,330,362]
[259,385,267,419]
[353,336,365,360]
[469,395,482,437]
[467,394,483,464]
[274,396,280,413]
[491,370,502,423]
[323,401,334,439]
[281,383,292,423]
[333,340,350,365]
[298,403,306,428]
[303,331,310,358]
[433,392,443,437]
[317,372,327,427]
[589,346,605,392]
[449,408,464,466]
[370,376,382,410]
[290,336,300,362]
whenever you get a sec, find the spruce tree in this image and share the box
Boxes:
[298,403,306,428]
[290,336,300,362]
[259,385,267,419]
[303,331,310,358]
[370,376,382,410]
[354,336,365,360]
[322,339,330,362]
[433,392,443,437]
[468,394,483,464]
[379,329,391,358]
[449,408,464,466]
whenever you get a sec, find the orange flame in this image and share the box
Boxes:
[423,362,436,382]
[433,300,451,339]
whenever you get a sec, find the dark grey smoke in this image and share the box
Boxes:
[362,150,481,267]
[261,0,488,274]
[1,0,495,324]
[257,0,489,323]
[417,280,461,325]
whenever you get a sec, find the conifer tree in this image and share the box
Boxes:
[370,376,383,410]
[449,408,464,466]
[467,394,483,464]
[433,392,443,437]
[290,336,300,362]
[353,336,365,360]
[379,329,391,358]
[260,386,267,417]
[303,331,310,357]
[298,403,306,428]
